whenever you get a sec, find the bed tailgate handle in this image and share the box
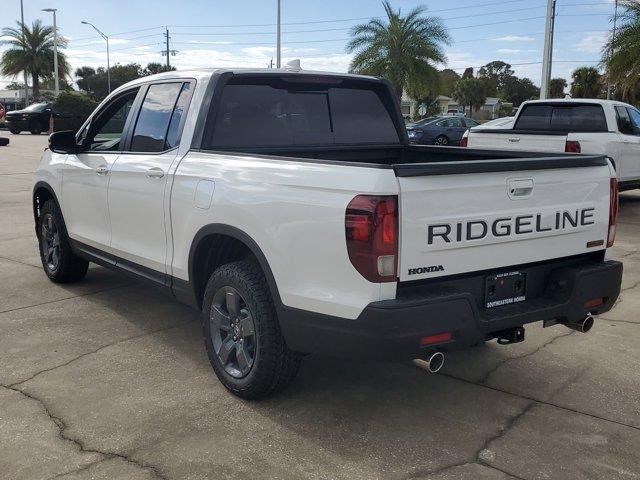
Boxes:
[508,178,534,199]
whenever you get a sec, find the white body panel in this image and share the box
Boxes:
[170,151,399,319]
[108,151,179,272]
[466,99,640,184]
[397,166,611,282]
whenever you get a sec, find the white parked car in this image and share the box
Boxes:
[34,70,622,398]
[462,99,640,190]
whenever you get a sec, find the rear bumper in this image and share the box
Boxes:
[278,257,622,359]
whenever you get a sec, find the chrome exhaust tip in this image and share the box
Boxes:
[424,351,445,373]
[563,314,595,333]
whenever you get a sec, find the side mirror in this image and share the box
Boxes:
[49,130,78,154]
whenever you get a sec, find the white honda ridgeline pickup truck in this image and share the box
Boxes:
[462,98,640,191]
[34,69,623,398]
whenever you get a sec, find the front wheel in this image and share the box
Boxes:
[433,135,449,146]
[37,200,89,283]
[202,261,302,399]
[9,128,21,134]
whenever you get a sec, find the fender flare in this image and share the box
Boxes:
[184,224,283,310]
[32,181,61,230]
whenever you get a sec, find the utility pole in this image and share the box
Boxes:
[161,28,178,70]
[540,0,556,99]
[165,28,170,69]
[276,0,281,68]
[42,9,59,96]
[20,0,29,106]
[607,0,619,100]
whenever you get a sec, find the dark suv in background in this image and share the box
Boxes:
[406,115,479,145]
[5,102,53,135]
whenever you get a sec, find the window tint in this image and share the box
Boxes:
[616,106,634,135]
[628,108,640,134]
[131,83,183,152]
[165,83,192,149]
[88,89,139,152]
[515,104,607,132]
[208,83,398,148]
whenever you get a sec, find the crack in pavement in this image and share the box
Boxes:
[439,371,640,432]
[0,320,197,480]
[0,253,41,270]
[0,282,135,315]
[1,384,172,480]
[476,330,575,385]
[9,321,196,388]
[403,460,526,480]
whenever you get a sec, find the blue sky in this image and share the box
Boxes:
[1,0,616,89]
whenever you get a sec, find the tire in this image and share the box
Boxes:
[29,123,43,135]
[202,260,302,399]
[9,128,21,135]
[37,199,89,283]
[433,135,449,146]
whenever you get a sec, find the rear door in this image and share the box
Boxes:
[615,106,640,182]
[108,81,193,273]
[396,162,612,282]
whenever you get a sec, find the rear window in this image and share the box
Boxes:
[205,79,399,149]
[514,104,608,132]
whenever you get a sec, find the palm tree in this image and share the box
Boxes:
[1,20,70,99]
[604,0,640,103]
[346,1,450,100]
[549,78,568,98]
[570,67,603,98]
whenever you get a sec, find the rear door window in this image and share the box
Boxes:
[131,82,183,152]
[207,81,399,149]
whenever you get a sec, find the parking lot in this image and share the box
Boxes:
[0,133,639,480]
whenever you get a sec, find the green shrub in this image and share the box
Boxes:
[52,92,97,132]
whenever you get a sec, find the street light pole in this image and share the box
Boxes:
[20,0,29,106]
[81,20,111,94]
[42,8,59,97]
[540,0,556,99]
[276,0,281,68]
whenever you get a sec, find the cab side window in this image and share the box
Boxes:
[130,82,185,153]
[627,107,640,135]
[616,106,634,135]
[85,88,140,152]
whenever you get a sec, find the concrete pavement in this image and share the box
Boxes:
[0,133,639,480]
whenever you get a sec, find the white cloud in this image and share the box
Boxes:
[493,35,536,42]
[497,49,522,54]
[576,32,608,53]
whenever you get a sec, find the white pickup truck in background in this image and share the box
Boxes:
[462,99,640,190]
[34,70,623,398]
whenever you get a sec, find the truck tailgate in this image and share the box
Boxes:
[396,160,611,282]
[468,130,567,152]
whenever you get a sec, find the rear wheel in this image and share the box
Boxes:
[37,200,89,283]
[29,122,43,135]
[433,135,449,146]
[202,260,302,399]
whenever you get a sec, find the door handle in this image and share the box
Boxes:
[146,167,165,179]
[96,165,109,176]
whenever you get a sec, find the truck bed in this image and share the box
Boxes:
[204,144,608,176]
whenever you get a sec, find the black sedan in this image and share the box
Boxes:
[5,102,53,135]
[406,116,479,146]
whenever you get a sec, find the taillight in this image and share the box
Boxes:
[565,140,581,153]
[345,195,398,282]
[460,130,469,147]
[607,177,618,247]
